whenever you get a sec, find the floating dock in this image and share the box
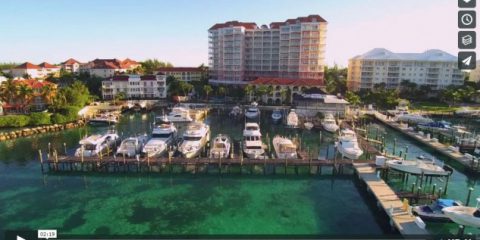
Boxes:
[353,163,429,236]
[371,112,480,173]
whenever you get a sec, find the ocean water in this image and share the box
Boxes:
[0,112,389,237]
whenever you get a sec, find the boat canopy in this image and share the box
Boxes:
[436,199,457,208]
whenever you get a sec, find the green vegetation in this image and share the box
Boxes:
[324,65,347,94]
[0,115,30,128]
[29,112,51,125]
[140,59,173,74]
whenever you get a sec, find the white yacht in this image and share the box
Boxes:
[455,107,480,116]
[178,122,210,158]
[395,114,433,124]
[88,112,119,125]
[322,113,339,133]
[209,134,231,159]
[304,122,314,130]
[286,109,299,128]
[443,205,480,228]
[245,102,260,119]
[273,135,297,159]
[386,158,449,176]
[167,107,193,122]
[229,106,243,118]
[271,109,282,123]
[116,135,148,157]
[75,131,120,157]
[243,122,265,159]
[142,117,178,158]
[337,129,363,160]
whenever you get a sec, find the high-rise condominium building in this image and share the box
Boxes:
[347,48,464,91]
[208,15,327,84]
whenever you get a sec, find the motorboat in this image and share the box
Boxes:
[75,131,120,157]
[229,106,243,118]
[443,205,480,228]
[245,102,260,119]
[88,112,119,125]
[178,122,210,158]
[304,122,314,130]
[167,107,193,122]
[142,117,178,157]
[418,121,451,132]
[116,135,148,157]
[412,199,463,222]
[286,109,299,128]
[209,134,231,158]
[455,107,480,116]
[386,158,449,176]
[243,122,265,159]
[271,109,282,123]
[395,114,433,124]
[273,135,297,159]
[337,129,363,160]
[322,113,339,133]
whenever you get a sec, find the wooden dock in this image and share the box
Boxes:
[371,112,480,173]
[353,163,429,236]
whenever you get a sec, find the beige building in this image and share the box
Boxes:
[11,62,59,79]
[102,74,167,100]
[61,58,82,73]
[157,67,203,81]
[80,58,140,78]
[208,15,327,84]
[347,48,464,91]
[468,64,480,82]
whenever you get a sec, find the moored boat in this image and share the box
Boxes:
[304,122,314,130]
[209,134,231,158]
[245,102,260,119]
[386,158,449,176]
[443,205,480,228]
[178,122,210,158]
[337,129,363,160]
[88,112,119,125]
[395,114,433,124]
[412,199,463,222]
[229,106,243,118]
[286,109,299,128]
[75,131,120,157]
[167,107,193,122]
[321,113,339,133]
[243,122,265,159]
[273,135,297,159]
[142,117,178,157]
[271,109,282,123]
[116,135,148,157]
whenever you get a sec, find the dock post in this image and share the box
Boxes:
[431,184,436,195]
[284,158,287,175]
[263,156,266,175]
[38,149,44,173]
[48,142,51,155]
[466,187,474,206]
[404,146,409,160]
[64,143,67,155]
[393,138,397,156]
[411,182,416,193]
[438,187,443,198]
[419,172,425,188]
[218,155,222,174]
[443,175,450,195]
[457,225,465,237]
[319,131,323,143]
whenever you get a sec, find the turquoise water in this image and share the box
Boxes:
[367,122,480,235]
[0,112,389,238]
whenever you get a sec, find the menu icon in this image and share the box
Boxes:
[459,11,476,28]
[459,0,476,8]
[458,31,476,49]
[458,52,477,70]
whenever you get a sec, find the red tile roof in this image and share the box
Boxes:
[13,79,56,89]
[14,62,40,70]
[210,15,327,31]
[38,62,59,69]
[90,58,139,69]
[62,58,81,65]
[157,67,202,73]
[250,77,324,86]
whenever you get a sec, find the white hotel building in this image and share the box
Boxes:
[101,74,167,100]
[208,15,327,85]
[347,48,464,91]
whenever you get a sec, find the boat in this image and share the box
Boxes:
[395,114,433,124]
[243,122,265,159]
[418,121,451,132]
[245,102,260,119]
[271,109,282,123]
[304,122,314,130]
[455,107,480,116]
[75,131,120,157]
[142,117,178,157]
[412,199,463,222]
[443,205,480,228]
[321,113,339,133]
[167,107,193,122]
[178,122,210,158]
[116,135,148,157]
[386,158,449,176]
[337,129,363,160]
[209,134,231,158]
[229,106,243,118]
[286,109,299,128]
[273,135,297,159]
[88,112,119,125]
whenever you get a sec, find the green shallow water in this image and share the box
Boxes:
[0,112,389,237]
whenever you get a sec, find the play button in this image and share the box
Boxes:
[16,236,26,240]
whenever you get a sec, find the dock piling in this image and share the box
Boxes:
[466,187,474,206]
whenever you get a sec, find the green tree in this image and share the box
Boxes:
[345,91,361,106]
[0,78,19,103]
[254,85,268,102]
[178,81,193,96]
[244,85,255,102]
[141,59,173,74]
[203,84,213,101]
[324,65,348,94]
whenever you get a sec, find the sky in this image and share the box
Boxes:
[0,0,472,67]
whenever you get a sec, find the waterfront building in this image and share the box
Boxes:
[157,67,203,82]
[80,58,140,78]
[11,62,60,79]
[38,62,61,77]
[347,48,464,91]
[2,79,57,112]
[101,74,167,100]
[468,64,480,83]
[208,15,327,84]
[61,58,82,73]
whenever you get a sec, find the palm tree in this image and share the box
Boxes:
[17,84,33,112]
[279,88,288,105]
[244,85,254,102]
[255,85,268,103]
[217,86,227,103]
[203,84,213,102]
[0,79,19,103]
[41,84,57,105]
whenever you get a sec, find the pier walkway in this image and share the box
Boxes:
[370,112,480,173]
[353,163,428,236]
